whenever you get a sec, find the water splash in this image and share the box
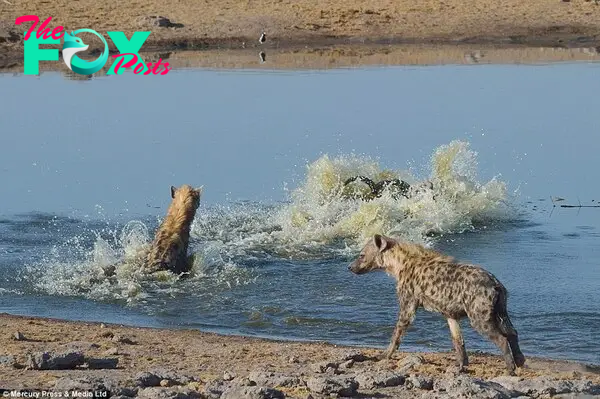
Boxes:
[272,140,510,250]
[21,140,512,301]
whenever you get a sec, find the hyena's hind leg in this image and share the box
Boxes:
[447,318,468,370]
[494,292,525,367]
[469,311,517,375]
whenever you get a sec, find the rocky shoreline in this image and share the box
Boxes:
[2,0,600,71]
[1,314,599,398]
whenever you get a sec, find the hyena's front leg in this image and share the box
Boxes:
[381,299,418,360]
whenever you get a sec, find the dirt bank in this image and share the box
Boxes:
[1,313,599,398]
[1,0,600,71]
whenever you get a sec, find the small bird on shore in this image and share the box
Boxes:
[259,32,266,44]
[259,51,266,63]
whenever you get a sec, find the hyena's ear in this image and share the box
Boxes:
[374,234,391,252]
[171,186,177,199]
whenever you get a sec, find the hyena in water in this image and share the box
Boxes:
[348,234,525,374]
[144,185,203,275]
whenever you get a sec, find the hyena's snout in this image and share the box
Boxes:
[348,260,368,274]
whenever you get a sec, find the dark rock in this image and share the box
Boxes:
[221,386,285,399]
[306,376,358,397]
[433,375,517,399]
[137,387,204,398]
[0,355,16,368]
[54,376,117,392]
[355,371,405,389]
[342,350,371,362]
[112,334,137,345]
[150,368,198,385]
[85,357,119,369]
[248,371,302,388]
[136,372,162,388]
[204,380,234,399]
[113,387,138,397]
[27,351,85,370]
[340,359,354,369]
[13,331,26,341]
[405,374,434,390]
[310,361,339,374]
[141,16,184,29]
[0,24,21,44]
[490,376,600,397]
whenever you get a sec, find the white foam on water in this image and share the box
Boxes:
[22,140,513,300]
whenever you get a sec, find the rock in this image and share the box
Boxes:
[398,354,425,373]
[103,347,120,356]
[149,369,198,385]
[0,355,16,368]
[27,351,85,370]
[112,334,137,345]
[114,387,138,397]
[248,371,302,388]
[239,377,256,387]
[160,379,172,387]
[84,357,119,369]
[0,24,20,44]
[204,380,235,398]
[342,350,370,362]
[405,374,434,390]
[340,359,355,369]
[223,371,236,381]
[310,361,339,374]
[140,16,184,29]
[288,356,299,364]
[490,376,600,397]
[306,376,358,397]
[136,372,162,388]
[13,331,26,341]
[221,386,285,399]
[354,371,405,389]
[53,376,117,392]
[433,375,518,399]
[137,387,204,398]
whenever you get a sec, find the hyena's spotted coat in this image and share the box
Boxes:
[144,185,202,275]
[349,234,525,374]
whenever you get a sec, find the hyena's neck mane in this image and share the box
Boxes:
[159,195,197,236]
[383,242,455,278]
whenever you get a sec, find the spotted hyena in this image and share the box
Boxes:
[348,234,525,374]
[144,185,203,274]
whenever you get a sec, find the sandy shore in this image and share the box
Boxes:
[1,313,599,398]
[1,0,600,70]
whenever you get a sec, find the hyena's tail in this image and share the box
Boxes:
[494,286,526,367]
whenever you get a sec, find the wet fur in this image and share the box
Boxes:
[143,185,202,275]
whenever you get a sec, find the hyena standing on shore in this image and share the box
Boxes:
[143,185,203,275]
[348,234,525,375]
